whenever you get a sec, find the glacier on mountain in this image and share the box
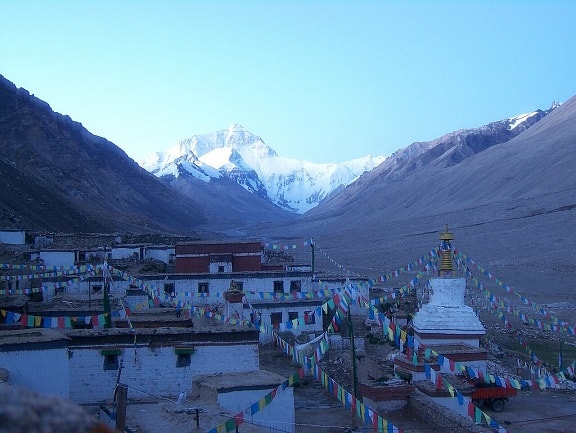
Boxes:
[141,124,385,213]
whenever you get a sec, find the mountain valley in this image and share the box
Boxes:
[0,73,574,301]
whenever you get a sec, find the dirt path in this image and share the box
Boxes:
[491,389,576,433]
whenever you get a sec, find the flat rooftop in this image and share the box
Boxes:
[194,370,288,392]
[429,343,487,355]
[0,328,70,346]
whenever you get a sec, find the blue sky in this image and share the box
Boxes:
[2,1,575,163]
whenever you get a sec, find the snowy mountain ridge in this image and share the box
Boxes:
[141,105,558,214]
[141,124,386,213]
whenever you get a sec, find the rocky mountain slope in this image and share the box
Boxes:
[0,75,203,234]
[0,75,293,235]
[142,108,556,216]
[1,71,574,300]
[258,96,576,298]
[372,106,557,182]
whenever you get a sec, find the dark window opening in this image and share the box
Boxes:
[290,280,302,292]
[27,292,43,302]
[164,283,175,297]
[176,353,191,368]
[218,266,225,273]
[198,283,209,294]
[271,312,282,330]
[304,310,316,325]
[71,318,92,330]
[103,354,119,370]
[288,311,298,321]
[273,281,284,295]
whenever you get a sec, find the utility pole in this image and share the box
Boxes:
[113,361,126,432]
[347,308,358,430]
[102,261,112,328]
[310,239,315,281]
[347,309,358,398]
[103,279,111,328]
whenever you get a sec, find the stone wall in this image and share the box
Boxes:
[408,391,485,433]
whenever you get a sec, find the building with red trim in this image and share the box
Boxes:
[175,240,274,273]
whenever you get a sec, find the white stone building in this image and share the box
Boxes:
[0,229,26,245]
[193,370,295,433]
[0,325,260,404]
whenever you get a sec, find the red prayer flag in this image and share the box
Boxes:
[234,412,243,426]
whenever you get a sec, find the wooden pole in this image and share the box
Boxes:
[348,309,358,398]
[115,384,127,432]
[310,240,315,281]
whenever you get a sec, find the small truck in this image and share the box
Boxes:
[471,382,518,412]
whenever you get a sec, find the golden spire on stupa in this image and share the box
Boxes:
[439,224,454,275]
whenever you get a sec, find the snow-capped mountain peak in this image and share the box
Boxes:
[141,125,385,213]
[507,102,561,131]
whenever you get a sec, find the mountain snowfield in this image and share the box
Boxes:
[141,124,385,213]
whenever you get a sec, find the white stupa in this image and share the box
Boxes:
[394,226,487,385]
[412,226,485,348]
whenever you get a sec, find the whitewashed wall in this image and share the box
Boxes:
[209,260,232,273]
[111,247,141,260]
[0,230,25,245]
[136,275,347,305]
[0,348,70,398]
[58,272,357,308]
[68,343,259,404]
[64,278,131,297]
[218,386,295,433]
[431,395,470,420]
[256,304,323,336]
[144,247,174,264]
[39,251,76,268]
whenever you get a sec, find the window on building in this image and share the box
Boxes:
[271,312,282,330]
[101,349,121,370]
[273,281,284,295]
[218,266,225,273]
[175,347,194,367]
[103,354,119,370]
[304,310,316,325]
[235,281,244,292]
[77,251,86,262]
[176,353,191,368]
[71,317,92,330]
[164,283,175,297]
[288,311,298,321]
[198,283,209,294]
[289,280,302,292]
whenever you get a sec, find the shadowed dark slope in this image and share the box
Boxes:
[0,75,210,234]
[0,75,295,235]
